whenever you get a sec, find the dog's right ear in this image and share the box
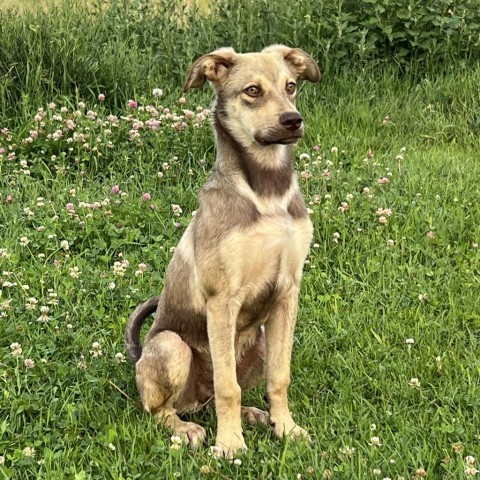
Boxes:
[183,48,237,92]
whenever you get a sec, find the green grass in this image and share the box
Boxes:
[2,0,480,127]
[1,2,480,479]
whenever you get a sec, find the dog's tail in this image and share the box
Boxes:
[124,296,160,364]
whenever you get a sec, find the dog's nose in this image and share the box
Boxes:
[279,112,303,132]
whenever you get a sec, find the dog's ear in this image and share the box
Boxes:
[262,45,321,83]
[183,47,237,91]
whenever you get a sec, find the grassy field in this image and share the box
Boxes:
[1,2,480,480]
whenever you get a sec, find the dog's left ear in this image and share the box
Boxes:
[263,45,321,83]
[183,47,237,91]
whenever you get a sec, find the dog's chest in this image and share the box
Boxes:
[220,211,313,300]
[256,213,310,263]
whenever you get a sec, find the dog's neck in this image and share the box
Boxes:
[212,110,294,198]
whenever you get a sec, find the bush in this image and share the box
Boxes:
[0,0,479,123]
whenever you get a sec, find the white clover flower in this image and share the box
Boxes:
[90,342,102,358]
[24,358,35,368]
[171,204,183,216]
[409,377,421,388]
[112,260,129,277]
[10,342,22,356]
[37,305,50,322]
[465,466,479,476]
[339,445,355,456]
[23,207,34,219]
[170,435,183,450]
[115,352,126,364]
[369,436,382,447]
[23,447,36,458]
[70,266,81,278]
[47,291,59,306]
[77,354,87,369]
[26,297,38,310]
[0,299,11,311]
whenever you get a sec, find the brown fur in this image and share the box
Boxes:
[124,44,320,457]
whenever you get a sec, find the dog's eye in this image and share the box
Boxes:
[244,86,260,97]
[286,82,296,94]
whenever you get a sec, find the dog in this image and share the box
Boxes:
[124,44,320,457]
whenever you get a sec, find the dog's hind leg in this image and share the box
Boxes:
[135,331,206,449]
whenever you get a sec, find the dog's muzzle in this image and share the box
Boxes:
[253,111,305,146]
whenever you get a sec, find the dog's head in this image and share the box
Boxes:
[183,45,320,148]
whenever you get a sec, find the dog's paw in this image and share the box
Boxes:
[174,421,207,450]
[241,406,269,425]
[271,416,311,443]
[285,424,311,443]
[211,431,247,458]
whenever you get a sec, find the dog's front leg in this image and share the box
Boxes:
[265,285,311,442]
[207,298,246,457]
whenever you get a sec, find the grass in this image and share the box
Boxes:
[0,0,212,7]
[1,2,480,480]
[0,0,52,11]
[2,0,480,127]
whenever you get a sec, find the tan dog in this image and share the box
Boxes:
[125,45,320,457]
